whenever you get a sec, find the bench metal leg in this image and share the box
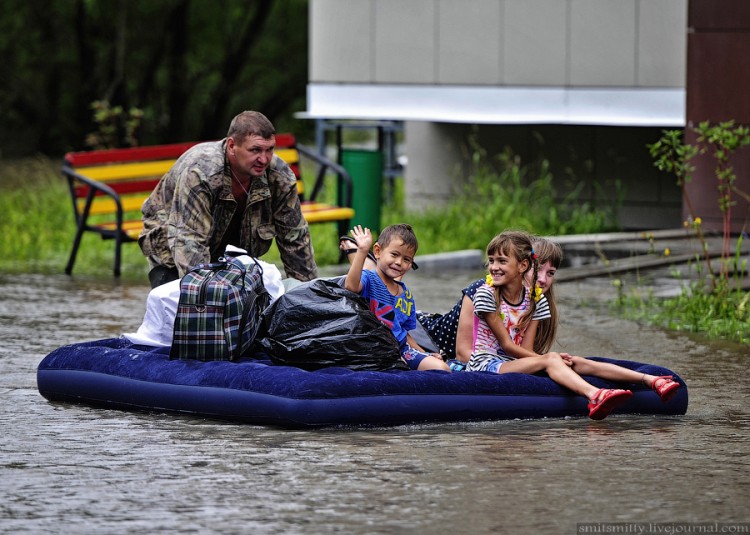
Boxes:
[65,223,87,275]
[113,235,122,277]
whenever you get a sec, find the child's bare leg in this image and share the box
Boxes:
[568,357,665,388]
[418,355,450,371]
[500,354,634,419]
[404,347,449,372]
[499,353,601,400]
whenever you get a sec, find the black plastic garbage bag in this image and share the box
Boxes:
[258,278,405,371]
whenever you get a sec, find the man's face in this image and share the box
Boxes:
[228,134,275,178]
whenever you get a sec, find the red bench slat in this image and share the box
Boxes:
[65,142,201,166]
[274,133,296,149]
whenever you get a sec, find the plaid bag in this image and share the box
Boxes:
[170,256,270,361]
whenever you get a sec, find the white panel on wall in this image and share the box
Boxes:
[310,0,373,82]
[637,0,687,87]
[570,0,637,86]
[437,0,502,85]
[504,0,568,86]
[374,0,436,83]
[306,83,685,126]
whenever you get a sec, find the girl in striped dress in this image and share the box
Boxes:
[467,230,679,420]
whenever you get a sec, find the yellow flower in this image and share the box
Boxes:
[485,274,494,285]
[664,248,671,256]
[694,217,702,226]
[533,286,543,302]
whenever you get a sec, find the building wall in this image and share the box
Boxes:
[405,122,682,229]
[309,0,689,230]
[310,0,686,87]
[685,0,750,233]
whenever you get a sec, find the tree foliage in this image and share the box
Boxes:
[0,0,309,157]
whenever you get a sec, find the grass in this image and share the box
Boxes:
[611,245,750,346]
[0,156,354,281]
[0,157,151,281]
[0,149,617,282]
[614,283,750,345]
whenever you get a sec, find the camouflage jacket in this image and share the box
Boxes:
[139,139,318,281]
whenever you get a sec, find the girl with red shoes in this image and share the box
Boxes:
[467,230,680,420]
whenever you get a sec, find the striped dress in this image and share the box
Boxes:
[468,284,550,373]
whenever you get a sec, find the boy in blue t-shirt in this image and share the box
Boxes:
[344,224,450,372]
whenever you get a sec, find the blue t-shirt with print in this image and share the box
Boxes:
[360,269,416,351]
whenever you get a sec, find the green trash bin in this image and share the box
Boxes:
[341,149,383,232]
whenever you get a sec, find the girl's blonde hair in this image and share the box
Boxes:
[532,237,563,354]
[486,230,538,332]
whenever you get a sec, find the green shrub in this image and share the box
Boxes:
[381,147,618,253]
[615,282,750,345]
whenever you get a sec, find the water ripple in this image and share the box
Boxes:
[1,273,748,533]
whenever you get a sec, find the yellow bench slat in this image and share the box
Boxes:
[275,148,299,165]
[96,220,143,240]
[301,203,355,223]
[86,201,355,231]
[303,209,355,224]
[124,228,141,240]
[81,198,355,221]
[79,152,296,181]
[98,220,143,231]
[77,195,149,215]
[94,208,356,238]
[76,160,176,181]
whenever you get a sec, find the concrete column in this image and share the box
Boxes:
[404,121,468,211]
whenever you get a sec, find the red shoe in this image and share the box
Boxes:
[587,388,633,420]
[652,375,680,403]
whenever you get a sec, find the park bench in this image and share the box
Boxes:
[62,133,355,276]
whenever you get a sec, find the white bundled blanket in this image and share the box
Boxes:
[124,248,285,348]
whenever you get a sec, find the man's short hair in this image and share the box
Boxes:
[227,111,276,141]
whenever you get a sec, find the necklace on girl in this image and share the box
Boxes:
[501,288,524,307]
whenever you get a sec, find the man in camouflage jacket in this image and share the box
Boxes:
[139,111,318,288]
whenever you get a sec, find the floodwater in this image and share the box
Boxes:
[1,268,748,534]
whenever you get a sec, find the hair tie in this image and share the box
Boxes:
[533,286,543,302]
[530,248,537,260]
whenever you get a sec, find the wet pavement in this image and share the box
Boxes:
[1,231,749,534]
